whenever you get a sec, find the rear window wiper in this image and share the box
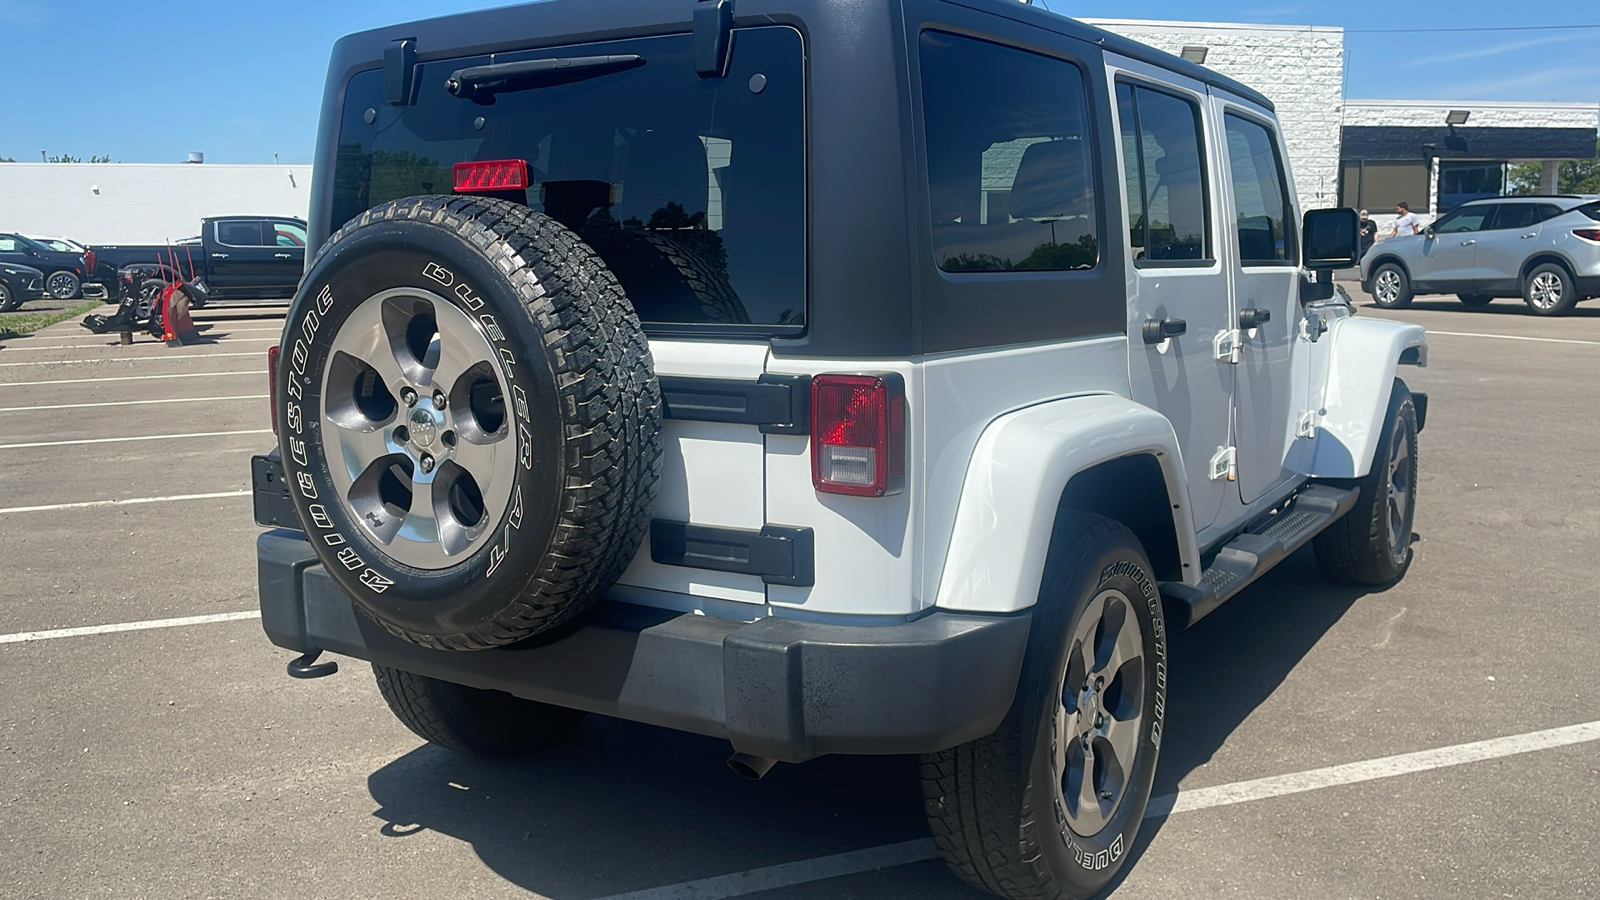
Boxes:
[446,54,645,104]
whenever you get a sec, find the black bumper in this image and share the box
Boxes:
[258,531,1031,763]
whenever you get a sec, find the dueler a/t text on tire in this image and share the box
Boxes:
[922,513,1167,900]
[276,196,661,650]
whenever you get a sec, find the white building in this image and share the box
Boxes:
[0,162,311,245]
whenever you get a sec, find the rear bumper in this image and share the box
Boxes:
[1576,274,1600,299]
[257,530,1031,763]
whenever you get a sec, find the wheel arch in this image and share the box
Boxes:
[1367,254,1412,282]
[1309,316,1427,479]
[932,394,1200,614]
[1519,252,1577,284]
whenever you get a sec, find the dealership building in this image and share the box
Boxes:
[0,17,1594,245]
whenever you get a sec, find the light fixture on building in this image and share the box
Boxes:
[1180,45,1209,64]
[1445,109,1471,126]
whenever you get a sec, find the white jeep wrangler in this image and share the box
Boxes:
[253,0,1428,895]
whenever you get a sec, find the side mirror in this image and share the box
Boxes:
[1302,207,1359,269]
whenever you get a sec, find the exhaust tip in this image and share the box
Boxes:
[727,752,776,780]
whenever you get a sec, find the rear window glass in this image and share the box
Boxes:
[332,27,805,332]
[1578,201,1600,222]
[919,31,1098,274]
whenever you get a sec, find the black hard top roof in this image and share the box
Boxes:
[343,0,1276,112]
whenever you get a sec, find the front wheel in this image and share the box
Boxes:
[1314,379,1419,584]
[1370,263,1413,309]
[373,664,586,758]
[1523,263,1577,316]
[923,513,1166,899]
[0,284,19,312]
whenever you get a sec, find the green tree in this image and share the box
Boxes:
[1508,140,1600,195]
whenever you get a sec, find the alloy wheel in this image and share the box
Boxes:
[1375,270,1401,305]
[319,288,518,570]
[1385,413,1413,563]
[1528,272,1563,311]
[1053,588,1146,837]
[47,271,78,299]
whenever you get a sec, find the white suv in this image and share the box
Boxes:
[253,0,1429,896]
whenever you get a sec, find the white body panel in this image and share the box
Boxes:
[1307,316,1428,479]
[932,393,1199,614]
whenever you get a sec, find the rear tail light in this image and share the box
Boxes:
[267,345,281,434]
[1573,228,1600,243]
[811,374,905,497]
[453,159,530,193]
[83,250,95,273]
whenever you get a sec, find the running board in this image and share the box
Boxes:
[1161,484,1360,629]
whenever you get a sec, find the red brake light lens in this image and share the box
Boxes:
[267,345,281,434]
[1573,228,1600,243]
[453,159,530,193]
[811,374,905,497]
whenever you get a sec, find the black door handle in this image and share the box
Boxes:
[1239,307,1271,329]
[1141,317,1187,344]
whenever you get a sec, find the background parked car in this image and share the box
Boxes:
[1362,194,1600,316]
[0,262,47,311]
[91,216,307,306]
[0,233,92,300]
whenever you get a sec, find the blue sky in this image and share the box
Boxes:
[1,0,1595,164]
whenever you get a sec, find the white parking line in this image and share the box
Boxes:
[0,371,257,388]
[1,338,280,351]
[593,719,1600,900]
[1429,330,1600,347]
[0,611,262,645]
[0,489,250,515]
[0,394,267,413]
[0,429,270,451]
[0,351,261,367]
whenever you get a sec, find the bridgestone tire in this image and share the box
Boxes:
[922,513,1167,900]
[277,195,661,650]
[1370,263,1413,309]
[1457,293,1492,308]
[577,225,750,325]
[0,284,19,312]
[1313,378,1418,585]
[1522,262,1578,316]
[373,664,586,758]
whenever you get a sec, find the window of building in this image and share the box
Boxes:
[921,31,1098,273]
[1340,160,1431,213]
[1439,161,1505,212]
[1224,114,1295,265]
[1116,81,1210,263]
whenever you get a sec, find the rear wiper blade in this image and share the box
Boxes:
[446,54,645,104]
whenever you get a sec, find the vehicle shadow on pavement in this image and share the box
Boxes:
[1365,299,1600,318]
[1106,547,1386,894]
[366,717,937,898]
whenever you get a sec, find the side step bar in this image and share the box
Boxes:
[1161,484,1360,629]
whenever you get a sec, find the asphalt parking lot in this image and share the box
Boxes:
[1,290,1597,900]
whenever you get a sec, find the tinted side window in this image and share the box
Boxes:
[274,222,308,247]
[1535,204,1566,223]
[217,221,266,246]
[921,32,1097,273]
[1491,204,1540,230]
[1223,114,1295,265]
[1116,82,1209,263]
[1434,207,1492,233]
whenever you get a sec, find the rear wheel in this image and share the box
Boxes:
[923,513,1166,900]
[1457,293,1492,308]
[373,664,586,758]
[1370,263,1412,309]
[1522,263,1577,316]
[47,270,81,300]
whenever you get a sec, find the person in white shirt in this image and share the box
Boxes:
[1390,201,1422,237]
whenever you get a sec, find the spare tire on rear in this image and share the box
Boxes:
[276,195,661,650]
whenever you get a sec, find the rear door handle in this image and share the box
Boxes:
[273,253,293,258]
[212,253,229,259]
[1460,240,1475,246]
[1141,317,1187,344]
[1239,307,1271,329]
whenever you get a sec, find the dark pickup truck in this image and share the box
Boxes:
[92,215,308,305]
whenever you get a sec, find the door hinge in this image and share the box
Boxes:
[1214,329,1242,365]
[1296,410,1320,439]
[1209,446,1238,482]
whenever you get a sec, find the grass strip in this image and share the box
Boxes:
[0,300,106,340]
